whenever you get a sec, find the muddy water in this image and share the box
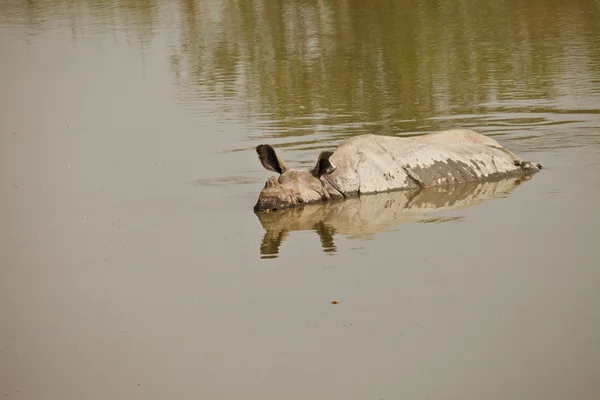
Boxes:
[1,1,600,399]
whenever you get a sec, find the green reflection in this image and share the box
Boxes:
[4,0,600,142]
[169,0,600,137]
[2,0,159,52]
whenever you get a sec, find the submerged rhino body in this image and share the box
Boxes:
[255,129,541,212]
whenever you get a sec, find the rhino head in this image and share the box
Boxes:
[254,144,337,212]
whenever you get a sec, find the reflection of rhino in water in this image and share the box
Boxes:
[256,176,531,258]
[254,129,541,212]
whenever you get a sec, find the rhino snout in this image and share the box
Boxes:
[255,183,295,212]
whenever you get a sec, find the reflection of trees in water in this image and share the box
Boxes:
[3,0,159,54]
[170,0,600,136]
[5,0,600,137]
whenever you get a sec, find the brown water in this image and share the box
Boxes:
[1,0,600,399]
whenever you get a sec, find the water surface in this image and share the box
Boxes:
[1,1,600,399]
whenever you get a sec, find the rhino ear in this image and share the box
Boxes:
[312,151,336,177]
[256,144,289,174]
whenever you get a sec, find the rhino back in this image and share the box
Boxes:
[323,133,524,195]
[321,135,412,196]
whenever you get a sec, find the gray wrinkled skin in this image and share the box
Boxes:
[254,129,541,212]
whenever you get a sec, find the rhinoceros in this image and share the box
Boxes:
[254,129,541,212]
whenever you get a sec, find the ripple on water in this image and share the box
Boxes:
[193,176,263,187]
